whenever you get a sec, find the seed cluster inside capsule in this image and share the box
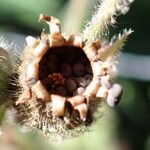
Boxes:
[39,46,93,98]
[16,14,123,125]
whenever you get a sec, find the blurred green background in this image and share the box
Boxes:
[0,0,150,150]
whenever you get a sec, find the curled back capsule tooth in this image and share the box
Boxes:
[39,14,61,34]
[32,80,51,102]
[49,23,61,34]
[83,79,100,99]
[33,39,49,58]
[83,40,101,61]
[49,33,66,47]
[51,94,66,116]
[108,84,123,98]
[67,35,83,48]
[74,103,88,122]
[26,36,39,48]
[106,95,119,107]
[26,62,39,80]
[49,16,61,34]
[67,95,85,108]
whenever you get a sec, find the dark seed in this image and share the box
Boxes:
[85,64,93,74]
[41,78,53,90]
[56,86,67,96]
[61,63,72,77]
[75,77,87,87]
[48,61,58,73]
[84,74,93,80]
[39,66,48,79]
[73,63,84,76]
[65,78,76,93]
[48,54,59,63]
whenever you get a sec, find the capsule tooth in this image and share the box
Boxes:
[51,94,66,116]
[67,95,85,108]
[96,86,108,98]
[33,40,49,58]
[32,81,51,102]
[75,103,88,121]
[26,36,39,48]
[49,33,65,47]
[92,61,106,77]
[67,35,83,47]
[39,14,61,34]
[65,78,76,94]
[83,40,100,61]
[83,79,100,98]
[26,62,39,80]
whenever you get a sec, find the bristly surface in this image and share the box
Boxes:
[1,0,134,141]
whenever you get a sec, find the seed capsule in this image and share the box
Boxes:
[32,80,51,102]
[65,78,76,93]
[74,103,88,122]
[73,63,84,76]
[61,63,72,77]
[51,94,66,116]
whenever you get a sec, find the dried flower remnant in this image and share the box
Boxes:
[13,0,133,140]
